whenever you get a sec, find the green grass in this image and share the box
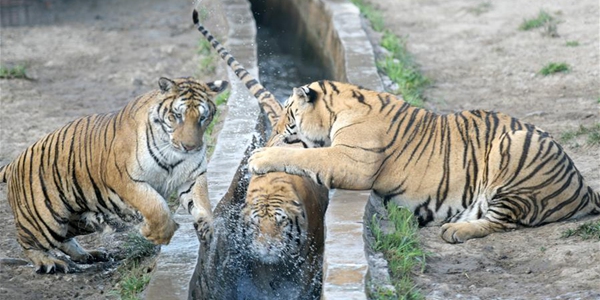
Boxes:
[561,220,600,240]
[0,65,28,79]
[519,10,554,31]
[565,40,579,47]
[560,123,600,146]
[350,0,385,32]
[539,62,569,76]
[206,90,230,158]
[111,233,159,300]
[197,39,217,75]
[371,206,426,300]
[352,0,428,107]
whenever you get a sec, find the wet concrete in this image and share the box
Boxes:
[146,0,389,299]
[145,0,262,299]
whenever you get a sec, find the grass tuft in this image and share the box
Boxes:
[539,62,569,76]
[197,39,217,75]
[372,206,426,300]
[206,90,230,158]
[560,123,600,146]
[565,41,579,47]
[352,0,429,107]
[519,10,554,31]
[111,233,159,300]
[561,220,600,240]
[0,65,28,79]
[350,0,385,32]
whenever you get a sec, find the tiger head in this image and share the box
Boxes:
[270,81,332,148]
[152,77,228,154]
[241,174,309,264]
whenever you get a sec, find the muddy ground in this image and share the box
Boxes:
[0,0,227,299]
[366,0,600,299]
[0,0,599,299]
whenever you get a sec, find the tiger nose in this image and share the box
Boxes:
[182,143,196,151]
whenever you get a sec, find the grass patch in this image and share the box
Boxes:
[565,40,579,47]
[350,0,385,32]
[206,90,230,158]
[560,123,600,146]
[519,10,554,31]
[561,220,600,240]
[539,62,569,76]
[0,64,28,79]
[372,206,426,300]
[197,39,217,75]
[519,10,559,37]
[111,233,159,300]
[352,0,428,107]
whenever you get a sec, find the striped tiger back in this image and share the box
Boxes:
[0,77,227,273]
[248,80,600,243]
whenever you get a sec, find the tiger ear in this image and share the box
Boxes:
[207,80,229,94]
[158,77,176,93]
[293,86,317,103]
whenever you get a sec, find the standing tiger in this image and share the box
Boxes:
[192,10,328,299]
[0,76,227,273]
[249,81,600,243]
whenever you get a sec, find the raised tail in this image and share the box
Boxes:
[192,9,282,127]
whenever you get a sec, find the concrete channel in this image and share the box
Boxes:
[145,0,390,299]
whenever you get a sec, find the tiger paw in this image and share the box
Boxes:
[248,147,284,174]
[24,249,71,274]
[440,221,489,243]
[141,218,180,245]
[71,249,109,264]
[193,221,213,242]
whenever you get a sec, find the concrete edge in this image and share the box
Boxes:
[145,0,260,299]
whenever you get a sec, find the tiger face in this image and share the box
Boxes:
[241,174,309,264]
[274,83,332,148]
[153,77,228,154]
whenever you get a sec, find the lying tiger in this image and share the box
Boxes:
[192,10,327,297]
[249,81,600,243]
[0,77,226,273]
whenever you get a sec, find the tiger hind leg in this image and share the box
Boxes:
[441,195,520,243]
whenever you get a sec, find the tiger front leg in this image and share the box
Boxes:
[58,238,108,264]
[249,146,380,190]
[178,173,213,240]
[117,183,179,245]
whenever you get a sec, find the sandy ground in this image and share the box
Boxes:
[365,0,600,299]
[0,0,599,299]
[0,0,226,298]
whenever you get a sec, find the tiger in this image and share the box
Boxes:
[0,76,227,273]
[248,80,600,243]
[192,9,328,295]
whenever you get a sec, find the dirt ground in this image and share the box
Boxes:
[1,0,599,299]
[0,0,226,299]
[366,0,600,299]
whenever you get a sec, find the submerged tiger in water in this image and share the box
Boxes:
[193,10,328,298]
[249,81,600,243]
[0,77,227,273]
